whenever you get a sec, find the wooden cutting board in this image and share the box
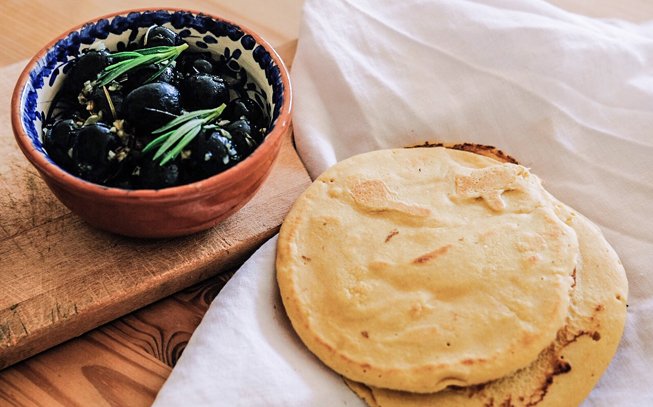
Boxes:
[0,60,311,370]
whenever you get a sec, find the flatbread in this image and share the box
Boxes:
[342,148,628,406]
[276,147,582,393]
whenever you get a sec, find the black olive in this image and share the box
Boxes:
[72,123,121,183]
[192,59,214,74]
[46,99,87,127]
[91,87,124,121]
[141,25,182,48]
[216,65,247,90]
[62,50,112,97]
[105,154,139,189]
[224,97,268,134]
[138,157,180,189]
[123,82,181,134]
[188,128,240,179]
[224,119,258,156]
[44,119,79,170]
[121,64,179,94]
[182,74,229,111]
[176,53,213,76]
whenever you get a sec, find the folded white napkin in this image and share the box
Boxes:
[154,1,653,406]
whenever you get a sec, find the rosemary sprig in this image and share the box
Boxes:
[142,104,227,165]
[94,43,188,88]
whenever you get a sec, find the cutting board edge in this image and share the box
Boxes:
[0,224,281,370]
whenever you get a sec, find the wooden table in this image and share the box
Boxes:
[0,1,650,405]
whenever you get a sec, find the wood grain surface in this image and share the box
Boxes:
[0,0,650,406]
[0,273,234,407]
[0,2,309,372]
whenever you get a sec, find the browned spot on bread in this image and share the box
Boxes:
[520,347,571,407]
[558,327,603,347]
[524,357,572,407]
[301,255,312,263]
[521,322,611,406]
[449,382,488,398]
[595,304,605,312]
[441,323,596,407]
[361,331,369,338]
[553,360,572,375]
[408,141,446,149]
[384,229,399,243]
[499,397,513,407]
[412,244,452,264]
[462,359,475,366]
[450,143,519,165]
[571,267,577,288]
[407,142,519,164]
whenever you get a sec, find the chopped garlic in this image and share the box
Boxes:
[116,148,129,162]
[82,80,94,96]
[83,114,100,126]
[112,120,128,140]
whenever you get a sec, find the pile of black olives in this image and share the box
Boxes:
[43,25,269,189]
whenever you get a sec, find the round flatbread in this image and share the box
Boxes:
[276,147,581,393]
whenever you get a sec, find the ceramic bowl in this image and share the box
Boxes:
[12,9,292,238]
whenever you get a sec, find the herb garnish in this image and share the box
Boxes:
[94,43,188,88]
[142,104,227,165]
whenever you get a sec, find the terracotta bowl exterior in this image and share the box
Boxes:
[12,9,292,238]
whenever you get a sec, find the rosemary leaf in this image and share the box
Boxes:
[103,58,137,71]
[152,107,220,135]
[94,43,188,88]
[141,130,174,154]
[153,118,204,160]
[108,51,145,60]
[134,45,182,55]
[142,104,227,166]
[160,126,202,165]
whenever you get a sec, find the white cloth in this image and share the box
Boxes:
[154,1,653,406]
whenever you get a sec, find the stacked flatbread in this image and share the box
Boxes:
[276,146,628,406]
